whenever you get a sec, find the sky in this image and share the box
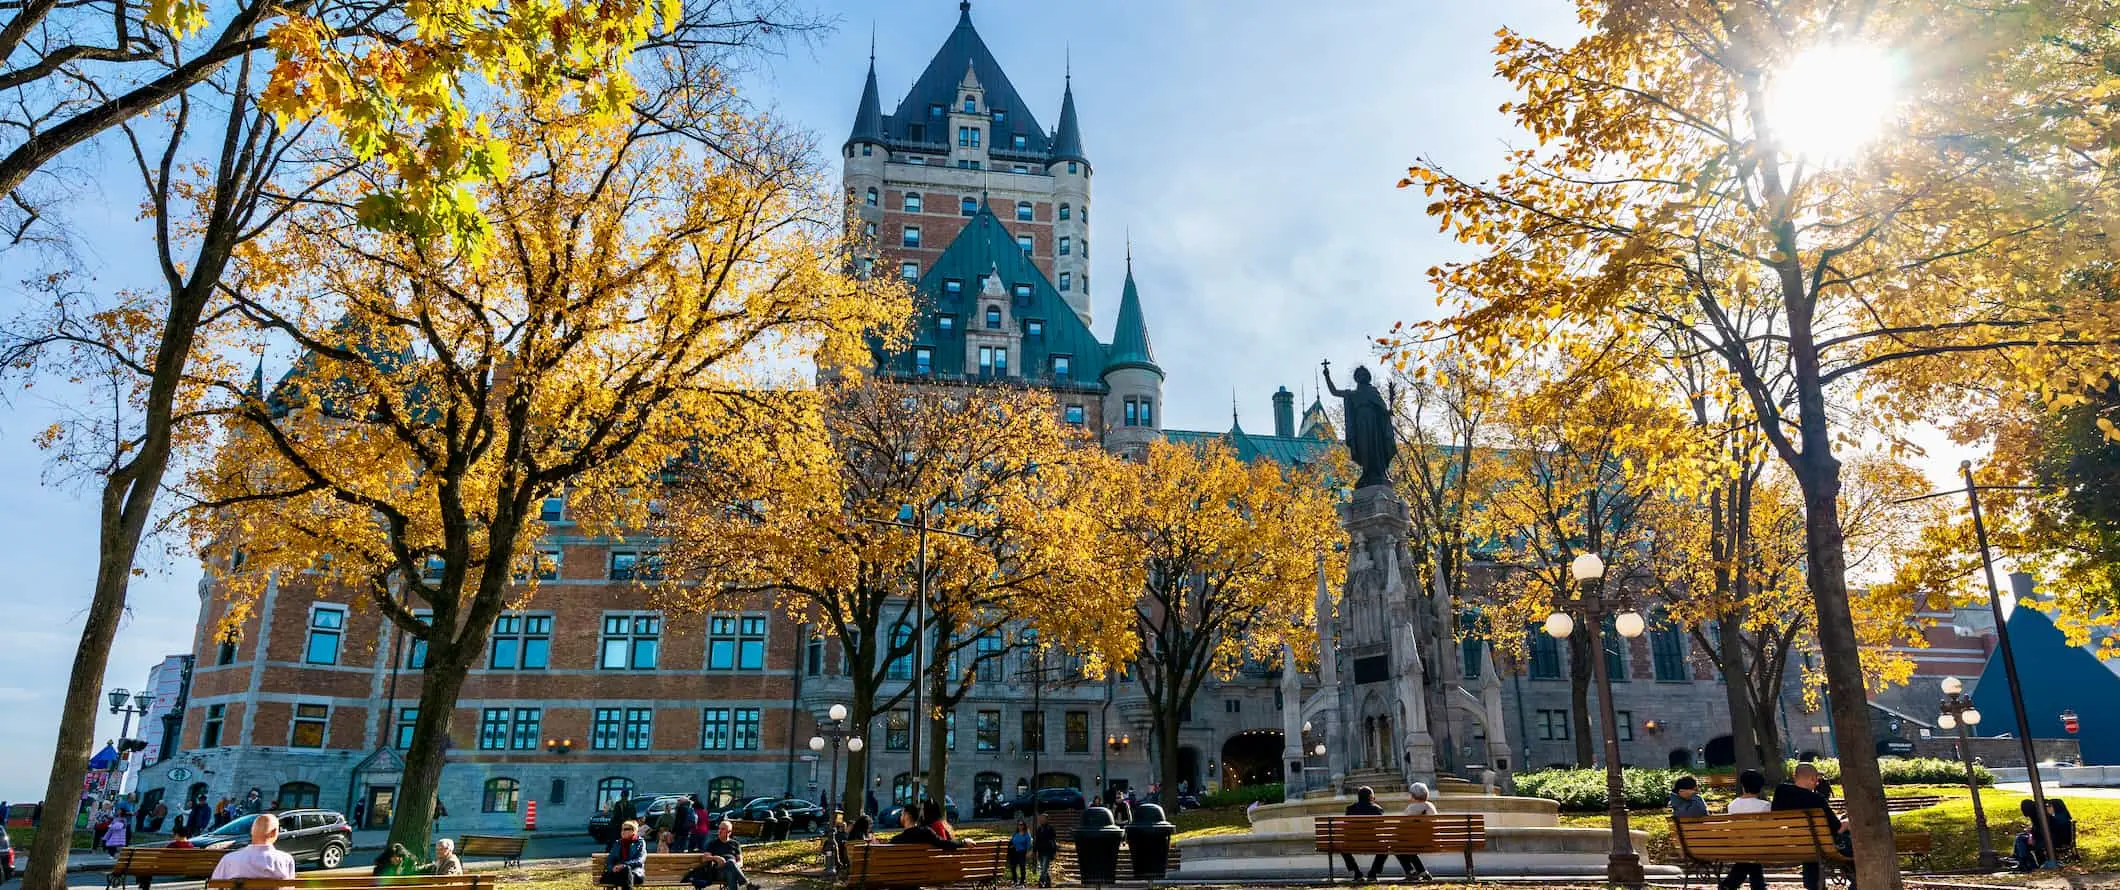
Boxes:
[0,0,1985,802]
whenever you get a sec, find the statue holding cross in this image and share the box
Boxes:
[1321,359,1397,489]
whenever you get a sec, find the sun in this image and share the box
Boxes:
[1763,44,1903,164]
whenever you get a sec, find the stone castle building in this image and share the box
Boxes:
[141,2,1766,833]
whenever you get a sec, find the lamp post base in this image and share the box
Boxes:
[1605,852,1645,888]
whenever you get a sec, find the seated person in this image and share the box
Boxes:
[1770,763,1844,890]
[685,818,759,890]
[888,806,962,849]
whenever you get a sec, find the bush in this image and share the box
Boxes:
[1514,767,1687,812]
[1788,757,1991,787]
[1199,783,1283,809]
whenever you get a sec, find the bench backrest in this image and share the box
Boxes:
[1428,815,1487,850]
[725,820,765,839]
[847,841,1006,888]
[1671,812,1843,865]
[1315,816,1434,853]
[455,835,526,857]
[112,847,229,877]
[208,877,491,890]
[591,853,710,884]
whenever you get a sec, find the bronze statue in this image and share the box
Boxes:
[1321,360,1396,489]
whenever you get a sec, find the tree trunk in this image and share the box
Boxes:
[846,697,874,819]
[1715,611,1760,772]
[384,648,472,853]
[925,670,951,810]
[1567,635,1594,766]
[1712,473,1763,775]
[1156,674,1182,801]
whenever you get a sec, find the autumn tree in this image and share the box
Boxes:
[661,379,1122,812]
[1394,4,2120,882]
[191,78,902,852]
[1079,439,1341,799]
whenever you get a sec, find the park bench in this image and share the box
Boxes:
[1828,794,1942,817]
[589,852,717,887]
[455,834,528,867]
[724,819,766,840]
[843,840,1006,890]
[107,846,228,888]
[1315,815,1486,883]
[208,877,492,890]
[1670,811,1848,890]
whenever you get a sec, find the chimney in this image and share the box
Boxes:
[1273,386,1295,438]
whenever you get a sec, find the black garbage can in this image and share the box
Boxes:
[1125,802,1177,879]
[1073,806,1125,885]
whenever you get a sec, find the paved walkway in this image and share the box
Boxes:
[1994,781,2120,799]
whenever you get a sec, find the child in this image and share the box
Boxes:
[1668,776,1709,818]
[657,829,675,854]
[1007,820,1032,886]
[101,811,129,856]
[138,824,196,890]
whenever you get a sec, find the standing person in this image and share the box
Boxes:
[866,789,880,819]
[689,795,712,853]
[1111,795,1131,826]
[674,797,698,853]
[432,798,447,833]
[213,799,232,829]
[1007,820,1032,887]
[1770,763,1844,890]
[613,792,638,828]
[1031,812,1059,888]
[1669,776,1709,818]
[101,809,130,855]
[32,802,44,826]
[239,788,264,817]
[601,822,648,888]
[1339,785,1390,882]
[1718,769,1772,890]
[188,797,212,838]
[208,814,297,880]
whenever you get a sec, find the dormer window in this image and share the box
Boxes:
[1027,320,1044,337]
[938,315,955,333]
[914,348,933,375]
[944,278,963,296]
[1013,134,1027,150]
[961,196,978,216]
[1053,355,1071,378]
[994,110,1007,126]
[985,305,1002,329]
[963,95,977,113]
[1013,283,1033,301]
[903,191,922,212]
[929,103,945,118]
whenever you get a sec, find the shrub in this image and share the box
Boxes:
[1786,757,1990,787]
[1199,783,1283,809]
[1514,767,1686,812]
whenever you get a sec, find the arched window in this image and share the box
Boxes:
[1058,203,1071,221]
[277,781,320,809]
[974,772,1004,816]
[960,196,978,216]
[865,188,877,207]
[596,777,636,810]
[1015,201,1033,222]
[708,776,744,809]
[903,192,923,213]
[482,778,520,813]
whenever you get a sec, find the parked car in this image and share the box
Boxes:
[879,795,960,827]
[587,792,695,843]
[2,822,15,883]
[1143,790,1201,811]
[191,809,353,869]
[730,797,826,831]
[1004,787,1085,818]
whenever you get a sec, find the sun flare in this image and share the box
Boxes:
[1764,44,1903,164]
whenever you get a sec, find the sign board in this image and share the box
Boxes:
[1877,738,1916,756]
[168,766,193,782]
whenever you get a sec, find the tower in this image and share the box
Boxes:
[1100,256,1161,456]
[1048,73,1091,325]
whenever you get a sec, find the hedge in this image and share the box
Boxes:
[1200,783,1284,808]
[1516,757,1988,811]
[1781,757,1992,787]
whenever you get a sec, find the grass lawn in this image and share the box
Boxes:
[4,825,97,852]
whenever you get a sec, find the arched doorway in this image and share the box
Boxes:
[1176,746,1202,794]
[1702,735,1735,768]
[1220,730,1286,788]
[1669,748,1694,768]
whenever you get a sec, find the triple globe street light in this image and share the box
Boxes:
[809,703,864,818]
[1542,552,1647,889]
[1937,677,1996,869]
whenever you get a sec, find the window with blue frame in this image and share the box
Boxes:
[1528,628,1562,679]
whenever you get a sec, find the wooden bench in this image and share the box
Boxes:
[108,847,229,888]
[456,835,527,867]
[1671,812,1848,890]
[1316,815,1486,883]
[1828,794,1943,817]
[590,853,712,887]
[1703,774,1738,791]
[724,819,766,840]
[844,841,1006,890]
[208,878,493,890]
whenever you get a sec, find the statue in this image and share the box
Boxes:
[1321,361,1397,489]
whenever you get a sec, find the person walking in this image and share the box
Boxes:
[208,815,297,880]
[1007,820,1033,886]
[1031,812,1059,888]
[600,821,648,888]
[101,809,130,855]
[674,796,699,853]
[1718,769,1772,890]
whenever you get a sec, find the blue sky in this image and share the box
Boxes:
[0,0,1585,800]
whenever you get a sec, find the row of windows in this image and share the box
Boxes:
[1534,708,1637,742]
[479,775,747,814]
[300,609,768,673]
[385,706,765,753]
[871,707,1095,754]
[909,346,1078,383]
[418,549,661,585]
[859,189,1083,226]
[1122,397,1156,427]
[1522,621,1691,682]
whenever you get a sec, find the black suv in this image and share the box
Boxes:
[730,797,825,831]
[191,809,353,869]
[1004,788,1086,818]
[587,793,697,843]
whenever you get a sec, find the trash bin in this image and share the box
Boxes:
[1126,802,1177,879]
[1073,806,1125,885]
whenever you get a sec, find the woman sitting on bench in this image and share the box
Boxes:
[601,821,648,888]
[888,806,963,850]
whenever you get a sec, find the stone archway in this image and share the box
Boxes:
[1176,746,1202,794]
[1220,730,1285,788]
[1703,735,1735,768]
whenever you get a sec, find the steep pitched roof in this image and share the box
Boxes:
[1049,76,1087,166]
[871,202,1107,386]
[1970,604,2120,766]
[846,58,886,150]
[1103,260,1158,378]
[885,3,1051,155]
[1162,428,1336,469]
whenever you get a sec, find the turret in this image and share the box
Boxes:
[1049,74,1091,322]
[842,55,887,272]
[1100,256,1162,456]
[845,57,886,157]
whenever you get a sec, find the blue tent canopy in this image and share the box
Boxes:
[87,743,118,771]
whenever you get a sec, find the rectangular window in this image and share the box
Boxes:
[1058,271,1071,291]
[994,348,1007,376]
[394,707,417,749]
[1065,405,1084,425]
[215,636,237,666]
[609,552,638,580]
[623,708,653,750]
[902,261,920,281]
[489,613,552,669]
[512,708,540,750]
[906,154,925,164]
[1615,710,1635,742]
[1226,699,1242,713]
[601,613,661,670]
[739,616,767,669]
[886,709,911,752]
[305,606,345,665]
[978,346,994,376]
[1059,236,1071,255]
[540,497,565,521]
[1528,630,1563,679]
[478,707,510,750]
[1017,234,1033,253]
[1138,398,1153,425]
[958,126,970,147]
[1013,283,1033,301]
[914,348,933,375]
[1065,711,1089,753]
[976,710,1001,751]
[994,110,1007,125]
[290,703,329,748]
[706,614,768,671]
[904,192,923,212]
[202,704,226,747]
[592,708,623,750]
[929,103,944,118]
[1021,710,1045,752]
[1013,134,1027,149]
[1124,399,1138,426]
[985,306,1002,329]
[535,549,561,581]
[974,635,1004,682]
[1068,161,1079,174]
[1053,355,1071,378]
[1651,626,1689,681]
[732,708,761,750]
[807,636,826,676]
[1026,319,1042,336]
[1461,637,1483,679]
[638,552,664,580]
[938,315,955,333]
[944,279,962,297]
[1016,202,1033,221]
[702,708,731,750]
[1537,709,1570,741]
[902,226,921,248]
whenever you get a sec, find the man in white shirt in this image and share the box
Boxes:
[208,813,298,880]
[1719,769,1772,890]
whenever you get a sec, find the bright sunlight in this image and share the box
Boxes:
[1764,44,1903,164]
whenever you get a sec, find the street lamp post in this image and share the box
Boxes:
[860,508,982,807]
[809,703,865,819]
[1543,552,1646,889]
[105,688,156,798]
[1937,678,1994,869]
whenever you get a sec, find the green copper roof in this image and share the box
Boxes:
[1103,261,1158,378]
[1163,428,1335,469]
[846,59,886,149]
[1050,77,1087,166]
[871,202,1108,386]
[884,2,1052,156]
